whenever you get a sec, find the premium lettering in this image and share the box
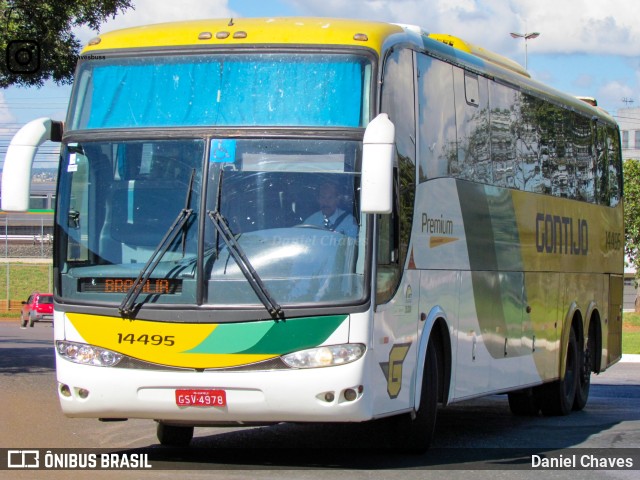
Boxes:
[422,213,454,235]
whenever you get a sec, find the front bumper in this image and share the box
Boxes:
[56,354,374,424]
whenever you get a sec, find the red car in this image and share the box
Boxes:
[20,293,54,328]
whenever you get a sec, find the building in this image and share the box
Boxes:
[617,107,640,310]
[618,107,640,160]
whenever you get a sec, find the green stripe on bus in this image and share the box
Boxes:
[186,315,347,355]
[458,182,528,359]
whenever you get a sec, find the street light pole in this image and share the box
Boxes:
[510,31,540,70]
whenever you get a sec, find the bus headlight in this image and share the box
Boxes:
[281,344,365,368]
[56,340,123,367]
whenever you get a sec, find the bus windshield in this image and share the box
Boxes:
[68,53,371,129]
[55,138,367,310]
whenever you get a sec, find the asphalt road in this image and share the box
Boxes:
[0,321,638,480]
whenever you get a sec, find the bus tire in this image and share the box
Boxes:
[573,332,593,411]
[394,336,439,453]
[538,327,578,416]
[157,422,194,447]
[507,388,540,416]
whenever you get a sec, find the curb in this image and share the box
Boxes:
[620,354,640,363]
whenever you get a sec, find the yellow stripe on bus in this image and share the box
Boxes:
[66,313,277,369]
[82,17,404,54]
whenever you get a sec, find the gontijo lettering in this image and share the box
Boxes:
[535,213,588,255]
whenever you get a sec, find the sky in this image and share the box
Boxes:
[2,0,640,168]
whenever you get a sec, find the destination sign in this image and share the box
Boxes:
[78,278,182,294]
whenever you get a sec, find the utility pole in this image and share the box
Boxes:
[510,31,540,70]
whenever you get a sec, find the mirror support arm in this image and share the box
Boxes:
[1,117,64,212]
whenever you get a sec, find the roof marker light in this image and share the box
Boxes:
[198,32,213,40]
[233,31,247,39]
[87,37,101,46]
[216,31,230,39]
[353,33,368,42]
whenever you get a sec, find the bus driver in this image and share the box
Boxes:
[303,182,358,237]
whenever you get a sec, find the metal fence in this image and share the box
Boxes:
[1,216,53,259]
[1,216,53,312]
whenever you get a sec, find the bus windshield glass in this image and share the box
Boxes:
[68,53,371,129]
[55,138,367,309]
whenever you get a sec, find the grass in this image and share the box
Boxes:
[622,312,640,355]
[0,263,53,317]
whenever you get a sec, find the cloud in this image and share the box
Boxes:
[597,80,634,109]
[283,0,640,56]
[73,0,640,57]
[75,0,237,43]
[0,92,19,171]
[573,73,594,90]
[525,1,640,56]
[0,92,18,138]
[0,92,16,125]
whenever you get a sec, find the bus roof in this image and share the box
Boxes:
[81,17,615,126]
[427,33,530,78]
[82,17,405,53]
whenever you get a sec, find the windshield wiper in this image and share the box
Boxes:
[119,208,193,317]
[207,210,284,320]
[208,168,283,320]
[119,171,196,317]
[181,169,196,256]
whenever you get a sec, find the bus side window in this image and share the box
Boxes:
[454,67,490,184]
[596,123,610,205]
[417,53,456,181]
[606,125,622,207]
[377,47,416,305]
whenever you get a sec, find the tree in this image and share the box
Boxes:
[0,0,133,88]
[624,158,640,311]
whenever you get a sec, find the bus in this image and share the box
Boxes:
[1,18,623,451]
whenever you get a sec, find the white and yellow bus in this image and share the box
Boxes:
[1,18,623,451]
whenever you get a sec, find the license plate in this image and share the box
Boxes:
[175,389,226,407]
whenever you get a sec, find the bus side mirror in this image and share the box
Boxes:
[361,113,395,214]
[1,118,63,212]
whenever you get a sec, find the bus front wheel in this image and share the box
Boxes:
[392,336,440,453]
[157,422,194,447]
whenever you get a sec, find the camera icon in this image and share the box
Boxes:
[6,40,41,74]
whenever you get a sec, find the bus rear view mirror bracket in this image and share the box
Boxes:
[361,113,395,214]
[1,117,64,212]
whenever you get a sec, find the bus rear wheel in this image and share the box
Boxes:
[537,327,578,416]
[573,332,594,411]
[157,422,194,447]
